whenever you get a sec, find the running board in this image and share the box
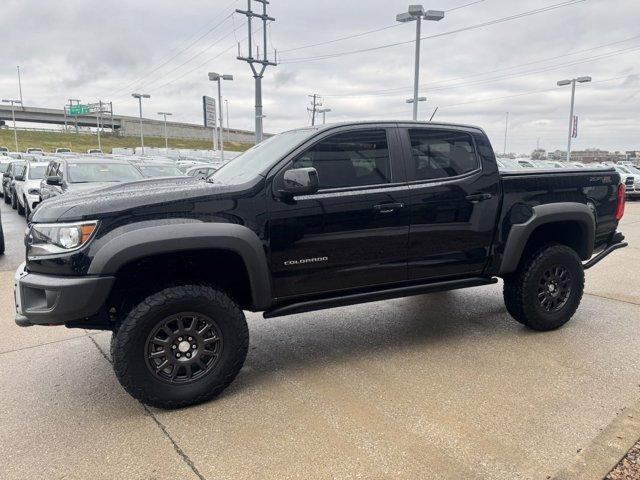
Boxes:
[263,277,498,319]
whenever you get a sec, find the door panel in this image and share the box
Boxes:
[401,127,500,280]
[267,127,410,299]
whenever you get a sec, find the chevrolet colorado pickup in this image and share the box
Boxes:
[14,122,628,409]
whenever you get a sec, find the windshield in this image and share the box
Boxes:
[28,165,47,179]
[67,162,143,183]
[210,128,317,184]
[138,164,184,178]
[616,166,631,174]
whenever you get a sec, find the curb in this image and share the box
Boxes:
[551,398,640,480]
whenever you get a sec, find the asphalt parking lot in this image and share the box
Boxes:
[1,199,639,480]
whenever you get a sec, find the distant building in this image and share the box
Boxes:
[571,149,625,163]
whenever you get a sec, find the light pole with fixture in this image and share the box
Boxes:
[397,5,444,121]
[317,108,331,124]
[208,72,233,161]
[2,99,21,151]
[157,112,172,150]
[131,93,150,155]
[557,76,591,161]
[406,96,427,118]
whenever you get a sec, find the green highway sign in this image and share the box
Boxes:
[68,104,90,116]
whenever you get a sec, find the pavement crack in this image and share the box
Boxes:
[87,334,208,480]
[584,291,640,306]
[0,333,88,356]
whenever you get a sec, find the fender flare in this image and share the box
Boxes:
[88,223,272,310]
[498,202,595,275]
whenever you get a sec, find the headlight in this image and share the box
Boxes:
[27,221,98,257]
[28,188,40,195]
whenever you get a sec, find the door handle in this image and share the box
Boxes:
[373,202,404,213]
[465,193,493,203]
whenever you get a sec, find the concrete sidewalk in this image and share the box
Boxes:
[0,201,638,479]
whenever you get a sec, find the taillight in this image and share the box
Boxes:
[615,182,626,221]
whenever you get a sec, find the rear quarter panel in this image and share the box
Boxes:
[486,168,620,274]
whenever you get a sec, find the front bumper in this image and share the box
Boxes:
[14,262,115,327]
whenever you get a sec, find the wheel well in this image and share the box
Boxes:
[106,249,253,319]
[522,220,589,260]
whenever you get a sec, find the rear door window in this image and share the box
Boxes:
[406,129,479,181]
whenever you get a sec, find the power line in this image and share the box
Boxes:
[279,24,402,54]
[321,44,640,99]
[279,0,587,64]
[445,0,486,13]
[106,11,236,98]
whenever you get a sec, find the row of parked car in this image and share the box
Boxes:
[0,148,231,222]
[496,157,640,199]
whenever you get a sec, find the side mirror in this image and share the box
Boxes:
[280,167,319,196]
[46,175,62,186]
[14,174,24,181]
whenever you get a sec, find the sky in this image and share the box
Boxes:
[1,0,639,154]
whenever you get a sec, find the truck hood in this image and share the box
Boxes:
[31,176,254,223]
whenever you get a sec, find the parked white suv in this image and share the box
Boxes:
[614,165,640,200]
[16,161,49,218]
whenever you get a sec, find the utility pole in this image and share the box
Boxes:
[503,111,509,155]
[307,94,322,126]
[2,99,21,151]
[16,66,24,108]
[157,112,172,150]
[236,0,276,144]
[208,73,233,161]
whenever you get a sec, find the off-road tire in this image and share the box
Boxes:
[17,198,25,216]
[112,284,249,409]
[0,228,5,255]
[503,244,584,331]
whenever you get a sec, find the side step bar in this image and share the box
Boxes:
[263,277,498,319]
[583,237,628,270]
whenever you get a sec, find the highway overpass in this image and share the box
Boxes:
[0,104,258,143]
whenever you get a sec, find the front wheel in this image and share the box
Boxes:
[17,198,25,216]
[112,285,249,409]
[10,190,17,209]
[503,244,584,331]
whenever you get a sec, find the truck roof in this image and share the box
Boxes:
[283,120,485,135]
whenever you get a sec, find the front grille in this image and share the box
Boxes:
[625,177,634,186]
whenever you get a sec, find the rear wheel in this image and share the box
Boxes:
[4,187,11,204]
[11,190,17,209]
[17,197,25,216]
[503,244,584,331]
[0,226,5,255]
[112,284,249,409]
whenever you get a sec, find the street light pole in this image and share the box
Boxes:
[132,93,150,155]
[503,111,509,154]
[557,76,591,161]
[225,99,229,138]
[208,72,233,161]
[2,99,22,151]
[16,66,24,107]
[397,6,444,121]
[317,108,332,124]
[157,112,172,150]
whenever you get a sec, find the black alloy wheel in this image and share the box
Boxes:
[537,265,572,312]
[145,312,223,384]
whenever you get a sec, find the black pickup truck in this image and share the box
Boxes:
[14,122,628,409]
